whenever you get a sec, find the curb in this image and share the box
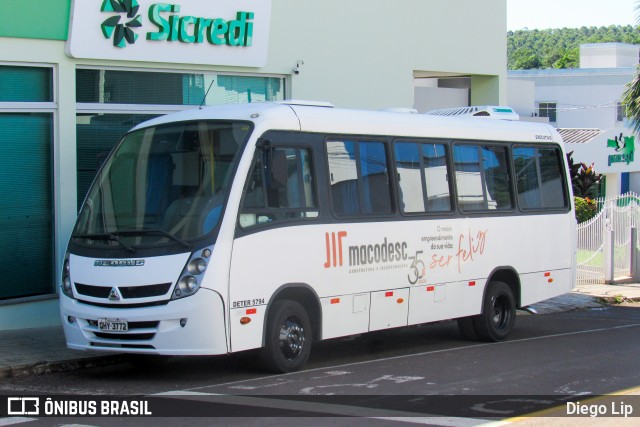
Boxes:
[595,296,640,305]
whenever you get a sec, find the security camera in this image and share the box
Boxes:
[292,60,304,75]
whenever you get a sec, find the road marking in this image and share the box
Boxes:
[0,419,36,426]
[173,322,640,394]
[149,321,640,425]
[299,374,425,395]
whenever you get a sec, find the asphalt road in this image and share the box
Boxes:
[2,305,640,426]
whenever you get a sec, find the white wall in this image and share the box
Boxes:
[580,43,640,69]
[267,0,506,109]
[413,87,469,113]
[509,69,634,129]
[507,79,536,118]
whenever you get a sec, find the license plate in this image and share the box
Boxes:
[98,318,128,332]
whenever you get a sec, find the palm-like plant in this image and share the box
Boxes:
[622,2,640,133]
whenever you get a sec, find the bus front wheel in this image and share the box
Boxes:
[261,299,313,373]
[472,281,516,342]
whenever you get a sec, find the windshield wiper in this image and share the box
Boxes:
[72,233,136,253]
[114,229,192,250]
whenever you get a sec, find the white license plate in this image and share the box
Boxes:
[98,318,128,332]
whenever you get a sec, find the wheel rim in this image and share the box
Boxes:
[491,295,511,330]
[278,316,305,360]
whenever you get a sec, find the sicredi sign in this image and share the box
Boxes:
[66,0,271,67]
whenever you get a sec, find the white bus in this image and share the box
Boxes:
[60,102,576,372]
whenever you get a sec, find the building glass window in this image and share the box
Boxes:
[76,68,286,208]
[538,102,557,123]
[0,65,54,300]
[0,65,52,102]
[76,69,285,106]
[617,102,625,122]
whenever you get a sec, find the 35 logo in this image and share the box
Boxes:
[100,0,142,48]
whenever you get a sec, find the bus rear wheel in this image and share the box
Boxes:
[472,281,516,342]
[261,299,313,373]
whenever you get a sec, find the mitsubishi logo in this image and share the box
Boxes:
[108,287,122,301]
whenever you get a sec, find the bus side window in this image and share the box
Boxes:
[394,141,452,214]
[240,147,318,228]
[513,146,568,210]
[453,143,513,211]
[327,140,393,216]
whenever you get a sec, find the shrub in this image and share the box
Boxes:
[575,196,597,223]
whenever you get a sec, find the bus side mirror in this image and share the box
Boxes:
[269,149,288,190]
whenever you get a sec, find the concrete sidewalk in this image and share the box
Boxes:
[2,284,640,379]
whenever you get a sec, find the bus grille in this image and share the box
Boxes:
[77,300,169,309]
[93,332,155,341]
[75,283,172,299]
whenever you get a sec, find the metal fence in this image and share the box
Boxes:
[577,192,640,285]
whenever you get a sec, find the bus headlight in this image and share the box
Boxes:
[188,258,207,275]
[61,255,74,298]
[180,276,198,292]
[172,246,213,300]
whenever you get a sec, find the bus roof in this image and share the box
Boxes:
[131,102,562,144]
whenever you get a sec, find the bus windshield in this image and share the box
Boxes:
[73,120,252,251]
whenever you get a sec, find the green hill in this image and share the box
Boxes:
[508,25,640,70]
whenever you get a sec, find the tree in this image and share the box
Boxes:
[508,26,640,70]
[622,2,640,133]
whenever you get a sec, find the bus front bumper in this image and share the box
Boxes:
[60,288,228,356]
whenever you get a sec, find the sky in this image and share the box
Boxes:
[507,0,637,30]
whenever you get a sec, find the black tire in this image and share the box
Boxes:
[457,316,479,341]
[261,299,313,373]
[472,281,516,342]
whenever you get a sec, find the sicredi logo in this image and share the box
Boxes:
[67,0,271,67]
[101,0,142,48]
[100,0,254,49]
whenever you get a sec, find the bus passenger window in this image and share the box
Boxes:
[394,142,451,213]
[327,140,392,216]
[240,147,318,228]
[453,144,513,211]
[513,147,567,210]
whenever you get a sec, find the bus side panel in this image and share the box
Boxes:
[369,288,410,331]
[229,306,266,352]
[320,293,370,339]
[407,279,486,325]
[519,268,574,308]
[228,212,574,352]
